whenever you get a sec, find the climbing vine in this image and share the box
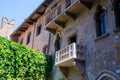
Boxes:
[45,54,54,78]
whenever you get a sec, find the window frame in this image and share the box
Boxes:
[55,34,61,51]
[114,0,120,28]
[95,5,107,37]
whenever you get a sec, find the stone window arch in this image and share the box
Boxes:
[95,70,120,80]
[55,34,61,51]
[54,31,62,52]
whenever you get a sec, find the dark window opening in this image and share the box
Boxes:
[20,39,23,44]
[68,34,76,44]
[43,45,48,54]
[26,32,31,45]
[36,25,41,36]
[96,5,107,37]
[114,0,120,28]
[55,35,61,51]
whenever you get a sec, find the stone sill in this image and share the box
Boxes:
[114,27,120,33]
[94,33,110,41]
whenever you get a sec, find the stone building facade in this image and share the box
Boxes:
[0,17,15,39]
[11,0,120,80]
[11,0,53,54]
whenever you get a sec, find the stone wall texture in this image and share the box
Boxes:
[0,17,14,39]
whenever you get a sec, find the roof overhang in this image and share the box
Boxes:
[11,0,53,39]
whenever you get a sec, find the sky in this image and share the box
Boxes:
[0,0,43,30]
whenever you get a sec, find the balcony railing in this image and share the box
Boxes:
[65,0,71,9]
[57,6,62,16]
[45,0,78,26]
[55,43,77,66]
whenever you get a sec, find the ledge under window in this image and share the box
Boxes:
[94,33,110,41]
[114,27,120,33]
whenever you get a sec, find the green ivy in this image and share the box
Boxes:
[45,55,54,78]
[0,36,48,80]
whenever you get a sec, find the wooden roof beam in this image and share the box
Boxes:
[30,19,37,22]
[36,11,44,15]
[26,21,33,25]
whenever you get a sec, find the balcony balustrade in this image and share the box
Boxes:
[45,0,78,25]
[55,43,85,67]
[46,0,82,33]
[55,43,86,77]
[46,0,93,34]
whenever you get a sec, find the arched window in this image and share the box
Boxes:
[114,0,120,28]
[55,34,61,51]
[95,5,107,37]
[26,32,31,45]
